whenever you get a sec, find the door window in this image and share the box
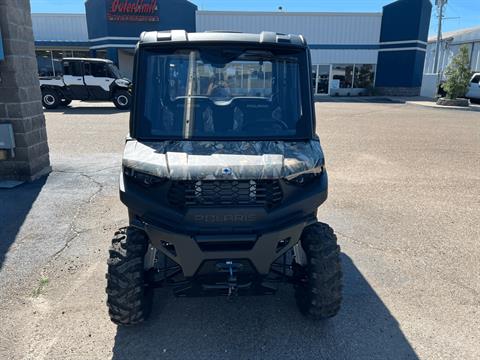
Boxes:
[63,61,83,76]
[88,63,108,77]
[471,75,480,84]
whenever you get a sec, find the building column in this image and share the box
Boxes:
[375,0,432,96]
[107,48,118,66]
[0,0,51,182]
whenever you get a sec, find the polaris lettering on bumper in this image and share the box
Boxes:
[194,214,257,224]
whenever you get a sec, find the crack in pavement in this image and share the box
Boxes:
[52,165,119,175]
[50,170,106,260]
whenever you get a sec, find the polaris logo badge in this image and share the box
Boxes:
[194,214,257,223]
[222,167,232,175]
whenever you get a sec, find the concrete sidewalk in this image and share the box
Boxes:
[315,95,480,111]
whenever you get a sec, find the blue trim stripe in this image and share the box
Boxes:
[35,41,91,47]
[380,42,426,50]
[309,44,379,50]
[309,42,427,51]
[0,30,4,60]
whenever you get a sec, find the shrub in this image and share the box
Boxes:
[441,45,472,99]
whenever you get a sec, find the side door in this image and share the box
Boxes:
[83,62,115,100]
[63,60,88,100]
[466,74,480,100]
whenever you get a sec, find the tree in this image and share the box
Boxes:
[441,45,472,99]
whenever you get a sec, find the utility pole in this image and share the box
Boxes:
[433,0,447,97]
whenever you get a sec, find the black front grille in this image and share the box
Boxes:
[169,180,282,209]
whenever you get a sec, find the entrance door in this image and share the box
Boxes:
[312,66,317,95]
[316,65,330,95]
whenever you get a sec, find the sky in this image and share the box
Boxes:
[29,0,480,36]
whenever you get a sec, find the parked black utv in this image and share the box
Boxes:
[106,30,342,325]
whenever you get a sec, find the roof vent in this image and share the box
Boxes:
[259,31,277,44]
[171,30,188,42]
[156,32,172,41]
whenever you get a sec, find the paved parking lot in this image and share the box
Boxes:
[0,100,479,359]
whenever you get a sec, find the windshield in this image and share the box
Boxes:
[134,46,312,140]
[108,64,122,79]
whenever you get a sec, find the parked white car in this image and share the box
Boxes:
[466,73,480,102]
[40,58,132,110]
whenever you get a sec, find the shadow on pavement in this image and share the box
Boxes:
[111,254,418,360]
[44,107,128,115]
[0,177,47,270]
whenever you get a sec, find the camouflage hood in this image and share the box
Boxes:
[122,139,324,180]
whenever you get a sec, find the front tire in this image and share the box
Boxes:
[106,227,153,325]
[112,90,131,110]
[293,222,342,320]
[41,89,60,109]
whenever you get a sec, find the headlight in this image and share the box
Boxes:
[115,79,130,87]
[285,165,324,186]
[123,167,166,187]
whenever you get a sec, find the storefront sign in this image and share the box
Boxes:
[107,0,159,22]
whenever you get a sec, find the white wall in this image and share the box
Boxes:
[424,27,480,74]
[197,11,382,44]
[32,14,88,42]
[424,42,480,74]
[196,11,382,65]
[118,50,134,80]
[310,49,379,65]
[420,74,438,98]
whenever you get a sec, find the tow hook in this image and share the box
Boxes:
[226,261,238,297]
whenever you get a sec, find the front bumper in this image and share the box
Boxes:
[121,172,328,277]
[121,171,328,235]
[142,218,312,277]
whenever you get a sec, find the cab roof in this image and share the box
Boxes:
[139,30,307,47]
[63,57,113,64]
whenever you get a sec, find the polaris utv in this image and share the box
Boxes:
[39,58,131,110]
[106,30,343,325]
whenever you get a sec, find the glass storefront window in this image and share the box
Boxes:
[72,50,91,58]
[332,64,353,88]
[311,65,317,93]
[317,65,330,94]
[35,48,98,77]
[96,50,107,59]
[36,50,54,77]
[311,65,330,95]
[353,64,375,88]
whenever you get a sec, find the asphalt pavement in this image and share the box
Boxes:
[0,99,479,360]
